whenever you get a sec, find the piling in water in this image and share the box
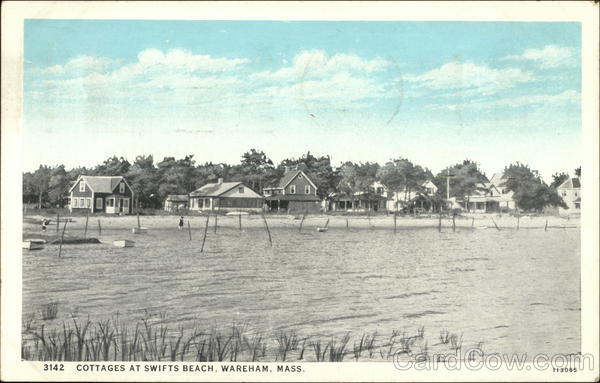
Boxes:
[544,220,548,232]
[214,213,218,234]
[517,214,520,231]
[58,220,68,258]
[261,213,272,246]
[137,212,141,229]
[346,218,349,231]
[238,210,242,231]
[200,212,211,253]
[84,213,89,238]
[56,212,60,234]
[188,221,192,241]
[393,212,397,234]
[299,212,306,232]
[97,220,101,236]
[491,217,501,231]
[471,217,475,230]
[438,214,442,233]
[452,214,456,232]
[324,218,330,229]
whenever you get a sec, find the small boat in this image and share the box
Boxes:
[113,240,135,248]
[316,227,329,232]
[226,211,249,216]
[22,241,44,250]
[131,227,148,234]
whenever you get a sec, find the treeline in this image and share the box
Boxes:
[23,149,578,212]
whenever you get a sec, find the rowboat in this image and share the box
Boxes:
[22,240,44,250]
[316,227,329,232]
[113,240,135,248]
[131,227,147,234]
[226,211,249,216]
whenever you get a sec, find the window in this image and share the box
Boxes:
[119,183,125,193]
[86,198,91,208]
[79,181,85,192]
[238,187,244,194]
[80,198,85,207]
[290,185,296,194]
[305,185,311,194]
[73,198,78,208]
[562,191,567,197]
[124,199,129,208]
[107,199,114,207]
[298,174,303,179]
[96,198,103,209]
[575,202,580,209]
[376,187,384,195]
[574,192,578,197]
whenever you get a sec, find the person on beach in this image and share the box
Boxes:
[178,216,184,230]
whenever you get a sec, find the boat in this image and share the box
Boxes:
[316,227,329,232]
[131,227,148,234]
[22,240,44,250]
[113,240,135,248]
[226,211,249,216]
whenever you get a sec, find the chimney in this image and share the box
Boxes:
[217,178,223,184]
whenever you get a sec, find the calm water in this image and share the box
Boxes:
[23,224,580,357]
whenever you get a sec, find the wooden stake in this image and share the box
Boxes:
[97,220,101,236]
[324,218,330,229]
[261,213,272,246]
[471,217,475,230]
[452,214,456,232]
[394,212,397,234]
[299,212,306,232]
[137,212,141,228]
[200,212,210,253]
[491,217,501,231]
[346,218,349,231]
[58,220,68,258]
[438,214,442,233]
[213,213,218,234]
[84,213,89,238]
[238,210,242,231]
[56,212,60,234]
[544,219,548,232]
[187,220,192,241]
[517,214,520,231]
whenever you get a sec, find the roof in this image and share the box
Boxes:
[574,197,581,202]
[558,177,581,190]
[166,194,189,202]
[265,194,321,201]
[489,173,506,187]
[190,182,243,197]
[269,170,318,190]
[69,175,128,193]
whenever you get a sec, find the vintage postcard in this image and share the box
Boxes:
[2,1,599,382]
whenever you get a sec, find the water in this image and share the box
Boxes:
[22,224,580,357]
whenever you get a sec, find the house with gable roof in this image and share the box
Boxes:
[263,168,321,213]
[189,178,264,212]
[68,175,135,214]
[557,177,581,215]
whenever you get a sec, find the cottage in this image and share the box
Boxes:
[263,169,321,213]
[557,177,581,215]
[164,195,189,212]
[488,173,516,211]
[68,175,134,214]
[189,179,263,212]
[383,180,439,212]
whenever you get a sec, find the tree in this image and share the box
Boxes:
[433,160,487,211]
[378,158,430,211]
[30,165,52,208]
[48,165,70,207]
[126,155,159,208]
[550,172,569,189]
[239,149,276,193]
[156,155,197,199]
[502,162,567,212]
[92,156,131,176]
[278,152,339,198]
[575,166,581,177]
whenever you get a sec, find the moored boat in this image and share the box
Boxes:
[113,240,135,248]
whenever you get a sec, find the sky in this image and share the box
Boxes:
[23,20,582,181]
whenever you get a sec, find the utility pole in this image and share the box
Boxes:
[446,168,450,201]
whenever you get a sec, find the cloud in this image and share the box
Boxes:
[428,90,580,110]
[252,50,393,82]
[501,45,575,69]
[40,56,121,76]
[404,61,534,94]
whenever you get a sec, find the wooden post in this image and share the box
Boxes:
[261,213,272,246]
[97,220,101,236]
[491,217,501,231]
[58,220,68,258]
[299,212,306,233]
[324,218,330,229]
[213,213,218,234]
[517,214,520,231]
[544,219,548,232]
[84,213,89,238]
[187,220,192,241]
[238,210,242,231]
[438,213,442,233]
[394,212,397,234]
[346,218,349,231]
[452,214,456,232]
[200,212,210,253]
[471,217,475,230]
[56,212,60,234]
[137,212,141,228]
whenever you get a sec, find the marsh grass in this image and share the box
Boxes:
[21,313,479,362]
[40,302,59,321]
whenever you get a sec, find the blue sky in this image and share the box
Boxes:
[23,20,581,181]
